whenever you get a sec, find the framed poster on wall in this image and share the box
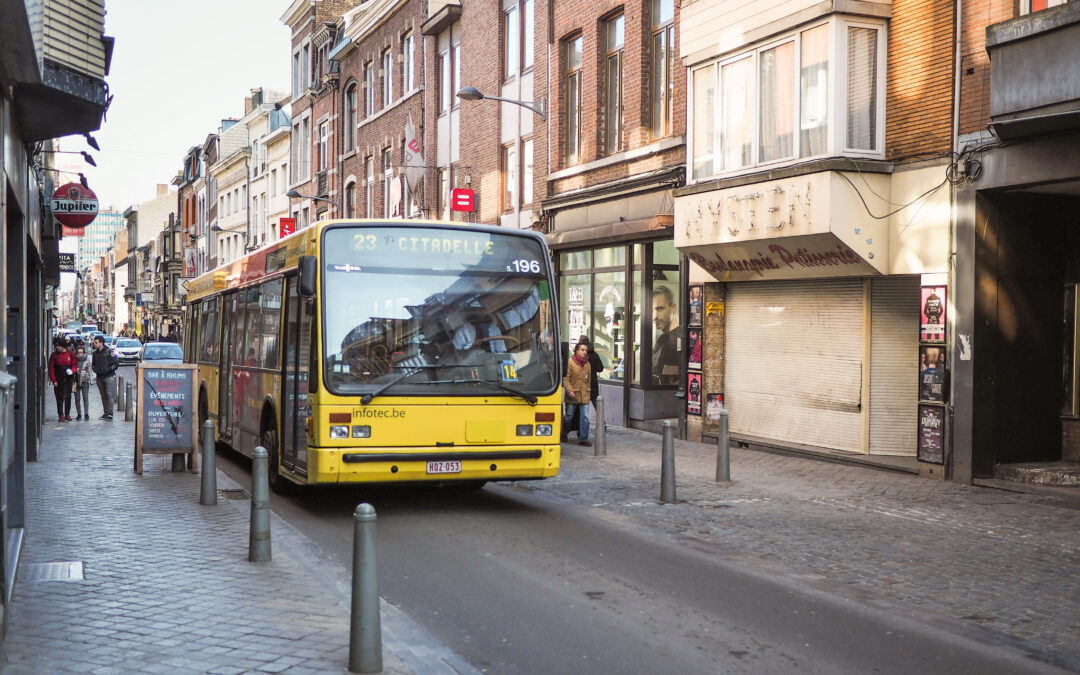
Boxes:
[688,327,702,370]
[921,286,947,342]
[917,404,946,464]
[687,372,702,415]
[919,345,947,402]
[688,284,703,326]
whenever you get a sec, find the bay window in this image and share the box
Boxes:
[690,18,885,181]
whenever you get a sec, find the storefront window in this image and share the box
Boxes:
[561,274,591,352]
[563,250,591,270]
[593,271,625,381]
[633,244,643,264]
[653,239,679,265]
[595,246,625,268]
[650,268,681,386]
[630,269,643,385]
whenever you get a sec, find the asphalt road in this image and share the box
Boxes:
[212,449,1062,675]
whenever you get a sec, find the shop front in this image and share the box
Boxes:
[675,166,951,470]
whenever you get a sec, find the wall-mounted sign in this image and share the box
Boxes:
[58,253,76,273]
[687,372,702,415]
[61,225,85,237]
[688,327,702,370]
[451,188,476,212]
[921,286,946,342]
[183,247,197,278]
[917,404,945,464]
[279,217,296,238]
[51,182,99,229]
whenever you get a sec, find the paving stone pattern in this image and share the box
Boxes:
[1,417,413,675]
[534,429,1080,671]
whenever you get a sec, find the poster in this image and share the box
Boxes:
[687,327,702,370]
[688,284,703,326]
[917,404,945,464]
[567,285,586,340]
[687,372,702,415]
[140,367,194,449]
[921,286,947,342]
[705,393,724,422]
[919,344,946,402]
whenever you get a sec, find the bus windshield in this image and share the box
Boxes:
[322,225,559,398]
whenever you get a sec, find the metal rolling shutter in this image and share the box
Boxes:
[725,279,864,452]
[869,276,919,456]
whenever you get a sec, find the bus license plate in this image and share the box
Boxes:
[427,460,462,474]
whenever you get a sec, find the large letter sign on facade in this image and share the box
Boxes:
[52,182,99,229]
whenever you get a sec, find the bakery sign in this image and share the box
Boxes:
[675,170,889,281]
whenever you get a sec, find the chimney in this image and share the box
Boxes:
[156,184,169,197]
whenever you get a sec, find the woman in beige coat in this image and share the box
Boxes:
[562,341,592,446]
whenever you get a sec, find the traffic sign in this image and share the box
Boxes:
[51,182,99,229]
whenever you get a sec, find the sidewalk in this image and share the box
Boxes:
[0,414,470,675]
[540,427,1080,672]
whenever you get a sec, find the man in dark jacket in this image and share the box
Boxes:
[91,335,118,419]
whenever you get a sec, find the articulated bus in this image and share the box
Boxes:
[184,220,563,492]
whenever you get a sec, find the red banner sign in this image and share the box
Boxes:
[451,188,475,212]
[61,225,85,237]
[279,217,296,238]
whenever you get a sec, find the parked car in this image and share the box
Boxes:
[105,336,119,348]
[140,342,184,365]
[114,338,144,364]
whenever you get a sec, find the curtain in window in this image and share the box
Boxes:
[693,64,716,179]
[847,27,877,151]
[721,57,752,170]
[759,42,794,162]
[800,24,829,157]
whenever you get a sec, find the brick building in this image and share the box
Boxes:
[542,0,688,430]
[672,0,956,472]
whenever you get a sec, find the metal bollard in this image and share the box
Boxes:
[660,420,676,503]
[595,395,607,456]
[716,407,730,482]
[349,503,382,673]
[249,446,272,562]
[200,420,217,505]
[116,375,124,409]
[124,383,133,421]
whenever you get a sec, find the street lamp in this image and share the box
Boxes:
[456,86,547,120]
[286,189,340,209]
[210,223,249,241]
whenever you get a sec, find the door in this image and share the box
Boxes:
[282,278,312,473]
[218,293,238,438]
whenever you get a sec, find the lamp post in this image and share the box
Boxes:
[456,86,547,120]
[286,189,340,209]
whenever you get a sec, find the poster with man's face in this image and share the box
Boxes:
[652,283,680,385]
[921,286,946,342]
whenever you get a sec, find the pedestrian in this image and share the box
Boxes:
[73,342,94,420]
[90,335,119,420]
[47,339,76,422]
[562,340,592,446]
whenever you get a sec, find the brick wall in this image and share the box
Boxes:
[958,0,1016,136]
[338,0,425,219]
[885,0,956,160]
[548,0,685,197]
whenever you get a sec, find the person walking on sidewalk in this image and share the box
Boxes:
[73,342,94,420]
[48,338,77,421]
[91,335,118,420]
[563,341,592,446]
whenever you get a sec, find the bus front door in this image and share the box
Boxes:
[282,278,311,475]
[219,293,238,440]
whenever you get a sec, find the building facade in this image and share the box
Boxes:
[673,0,955,475]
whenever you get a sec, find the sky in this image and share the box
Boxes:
[58,0,291,212]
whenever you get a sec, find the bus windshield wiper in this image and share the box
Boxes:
[428,378,538,406]
[360,366,432,404]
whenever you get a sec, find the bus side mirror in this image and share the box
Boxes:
[299,256,317,297]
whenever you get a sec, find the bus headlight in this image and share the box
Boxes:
[516,424,534,436]
[352,425,371,438]
[535,424,553,436]
[330,425,350,439]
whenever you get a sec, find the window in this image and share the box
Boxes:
[522,0,534,70]
[302,42,311,90]
[402,33,415,91]
[504,5,519,79]
[453,41,461,106]
[382,48,393,107]
[690,18,884,180]
[382,149,393,218]
[365,156,375,218]
[438,38,461,113]
[604,14,625,155]
[502,143,517,212]
[318,121,329,172]
[565,35,584,165]
[649,0,675,139]
[344,181,356,218]
[438,51,450,113]
[365,61,376,116]
[1023,0,1068,14]
[522,139,534,206]
[344,83,358,152]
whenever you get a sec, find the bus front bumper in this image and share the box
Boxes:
[308,444,561,484]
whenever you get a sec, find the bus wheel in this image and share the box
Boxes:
[262,425,293,495]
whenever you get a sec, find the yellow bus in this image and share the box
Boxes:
[184,220,563,492]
